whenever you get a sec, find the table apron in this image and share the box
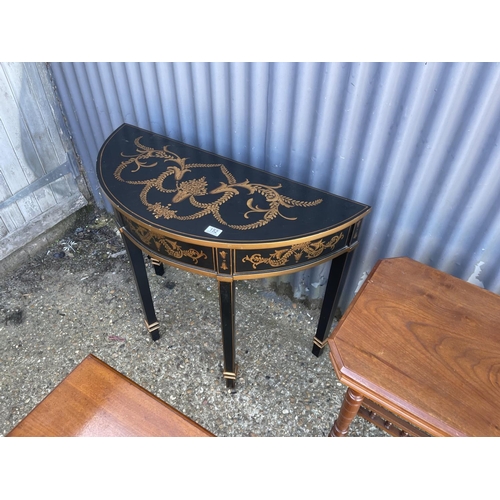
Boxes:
[120,225,357,281]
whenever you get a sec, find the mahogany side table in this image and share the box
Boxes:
[328,257,500,437]
[7,354,214,437]
[97,124,370,387]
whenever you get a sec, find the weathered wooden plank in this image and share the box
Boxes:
[0,63,58,213]
[0,64,47,178]
[0,192,87,261]
[36,63,86,192]
[28,63,82,201]
[0,215,8,239]
[23,63,80,203]
[0,204,25,233]
[0,169,12,204]
[0,62,88,261]
[0,163,25,232]
[24,63,68,165]
[0,118,41,223]
[0,114,29,194]
[28,63,79,203]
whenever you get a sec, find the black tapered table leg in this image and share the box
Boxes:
[120,231,160,341]
[218,280,236,388]
[312,251,354,357]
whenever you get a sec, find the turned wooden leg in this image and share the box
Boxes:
[329,388,364,437]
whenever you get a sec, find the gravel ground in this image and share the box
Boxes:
[0,206,386,437]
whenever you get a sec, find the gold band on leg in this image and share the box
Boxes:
[313,337,328,349]
[223,364,238,380]
[144,320,160,333]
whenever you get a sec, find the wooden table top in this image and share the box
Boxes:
[96,124,370,249]
[328,257,500,437]
[7,355,214,437]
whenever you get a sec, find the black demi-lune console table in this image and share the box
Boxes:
[97,124,371,387]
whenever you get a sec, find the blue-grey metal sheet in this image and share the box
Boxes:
[49,62,500,309]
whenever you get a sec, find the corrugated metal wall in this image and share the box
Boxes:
[49,62,500,310]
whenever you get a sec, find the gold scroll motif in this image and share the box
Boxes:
[127,219,207,264]
[219,250,229,271]
[242,233,344,269]
[114,137,322,230]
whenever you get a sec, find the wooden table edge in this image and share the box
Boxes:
[328,349,464,437]
[87,354,215,436]
[7,354,215,437]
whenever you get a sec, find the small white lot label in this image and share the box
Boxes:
[204,226,223,237]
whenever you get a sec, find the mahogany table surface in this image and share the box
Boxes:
[328,257,500,437]
[7,354,214,437]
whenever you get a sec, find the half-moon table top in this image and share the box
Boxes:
[96,124,371,250]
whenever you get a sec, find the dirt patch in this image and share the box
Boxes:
[0,206,125,325]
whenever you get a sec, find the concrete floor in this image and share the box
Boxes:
[0,207,386,437]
